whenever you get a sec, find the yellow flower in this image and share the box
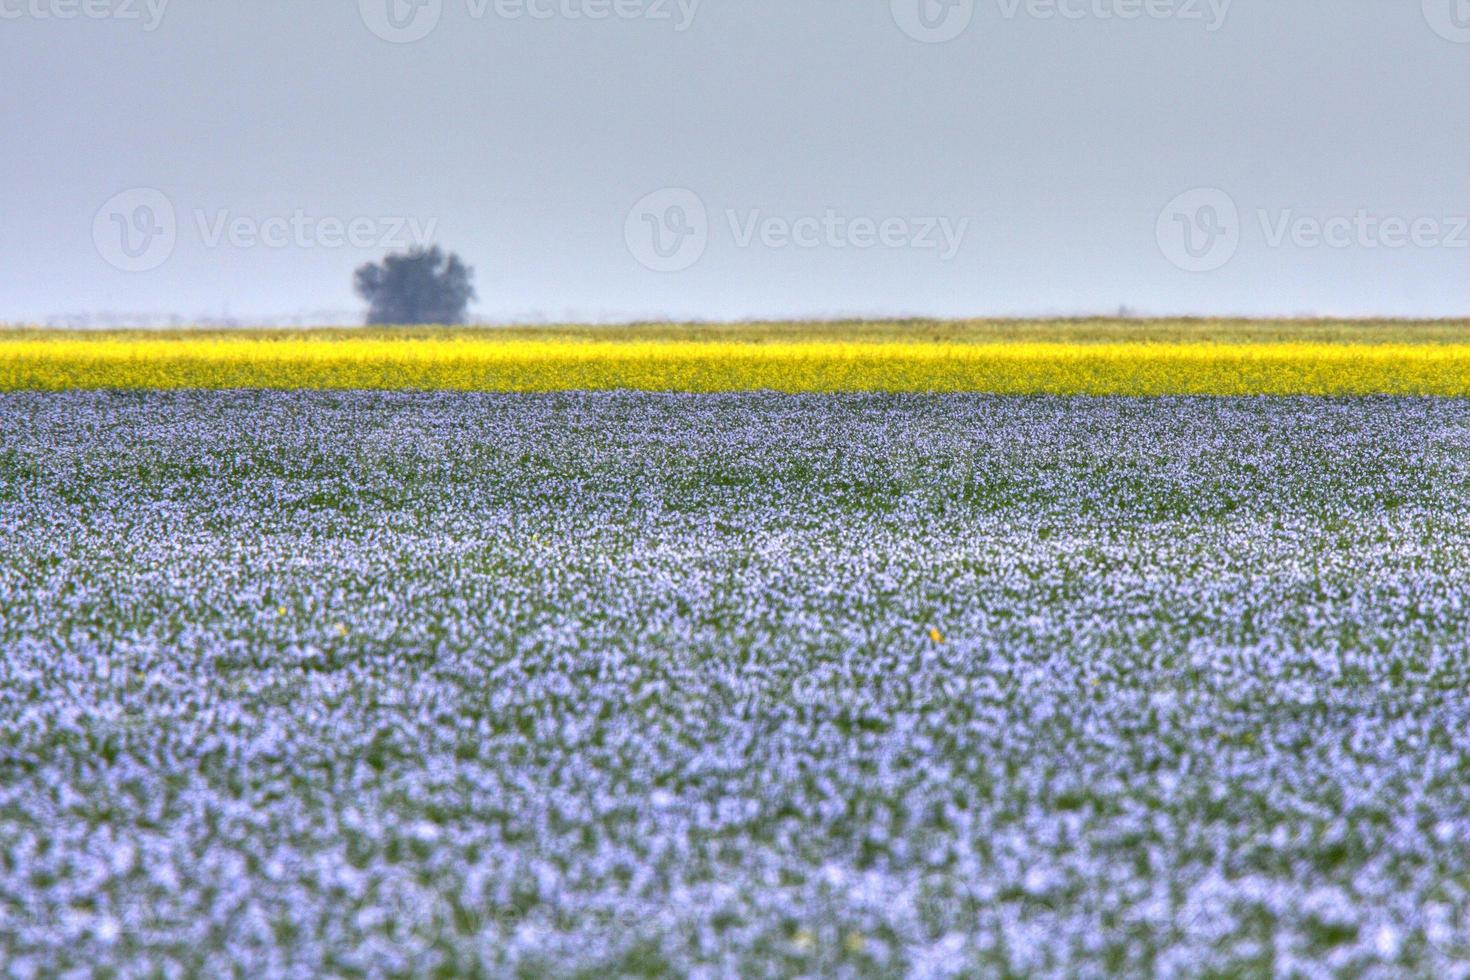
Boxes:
[335,623,348,636]
[5,332,1467,395]
[277,606,287,616]
[928,627,945,644]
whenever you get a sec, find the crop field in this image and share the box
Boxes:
[3,386,1470,976]
[3,319,1470,395]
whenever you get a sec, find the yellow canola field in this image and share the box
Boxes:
[3,337,1470,395]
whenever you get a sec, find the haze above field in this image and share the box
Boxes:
[1,1,1464,325]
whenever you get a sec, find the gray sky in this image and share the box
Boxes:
[1,0,1466,324]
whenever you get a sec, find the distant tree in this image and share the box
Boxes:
[354,247,476,325]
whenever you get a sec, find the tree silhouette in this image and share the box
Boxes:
[354,247,476,325]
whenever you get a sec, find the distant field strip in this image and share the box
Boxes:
[5,335,1470,394]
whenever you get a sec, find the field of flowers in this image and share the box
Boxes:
[3,390,1470,975]
[2,320,1469,394]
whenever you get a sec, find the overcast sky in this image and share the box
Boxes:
[1,0,1465,324]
